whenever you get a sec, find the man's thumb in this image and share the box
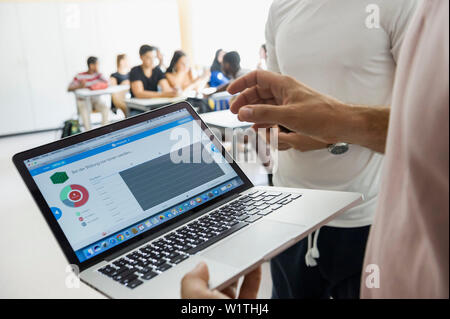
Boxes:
[190,261,209,282]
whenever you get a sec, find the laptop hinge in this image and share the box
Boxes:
[104,192,243,262]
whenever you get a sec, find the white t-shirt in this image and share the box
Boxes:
[266,0,418,227]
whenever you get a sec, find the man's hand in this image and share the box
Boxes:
[181,262,261,299]
[228,70,344,144]
[228,70,389,153]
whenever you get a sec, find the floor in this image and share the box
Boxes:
[0,130,272,299]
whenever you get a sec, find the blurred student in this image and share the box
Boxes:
[257,44,267,70]
[215,51,251,93]
[222,51,251,82]
[209,49,229,87]
[68,56,109,130]
[129,45,177,98]
[165,50,209,94]
[110,54,130,115]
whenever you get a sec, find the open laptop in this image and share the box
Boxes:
[13,102,363,298]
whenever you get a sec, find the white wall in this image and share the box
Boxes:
[190,0,273,70]
[0,0,181,136]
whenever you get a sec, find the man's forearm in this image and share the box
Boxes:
[335,104,390,154]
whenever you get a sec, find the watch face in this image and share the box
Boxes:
[330,143,349,155]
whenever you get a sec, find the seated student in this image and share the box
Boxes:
[129,45,177,98]
[67,56,109,130]
[209,49,229,87]
[110,54,130,116]
[165,50,209,94]
[215,51,251,93]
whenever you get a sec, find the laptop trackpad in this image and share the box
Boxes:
[200,219,307,269]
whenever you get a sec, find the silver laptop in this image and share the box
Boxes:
[13,102,363,298]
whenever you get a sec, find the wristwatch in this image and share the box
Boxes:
[327,143,349,155]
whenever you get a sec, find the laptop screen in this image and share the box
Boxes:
[25,109,244,262]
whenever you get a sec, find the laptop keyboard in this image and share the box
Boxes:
[98,190,302,289]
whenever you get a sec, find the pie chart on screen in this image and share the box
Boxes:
[60,184,89,207]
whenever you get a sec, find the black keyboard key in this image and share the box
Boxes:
[99,265,115,275]
[112,259,127,268]
[127,279,143,289]
[151,259,166,267]
[126,259,139,266]
[176,245,192,252]
[113,268,135,281]
[171,254,189,264]
[141,271,158,280]
[187,222,248,255]
[291,194,302,199]
[232,211,245,217]
[109,266,128,278]
[168,252,180,259]
[193,238,206,245]
[227,220,239,227]
[156,263,172,272]
[120,274,138,285]
[140,266,154,274]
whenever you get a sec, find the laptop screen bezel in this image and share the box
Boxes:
[12,102,253,271]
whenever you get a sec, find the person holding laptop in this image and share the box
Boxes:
[129,45,177,98]
[181,0,448,299]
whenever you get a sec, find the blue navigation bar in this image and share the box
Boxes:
[29,116,193,176]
